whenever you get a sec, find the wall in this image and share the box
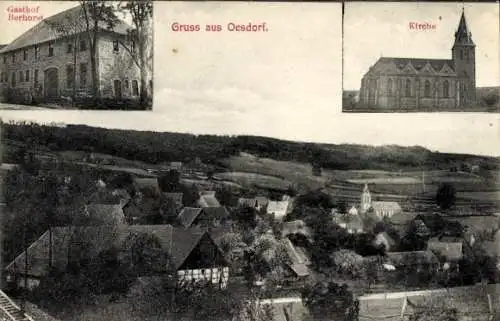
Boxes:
[0,34,92,101]
[97,32,141,99]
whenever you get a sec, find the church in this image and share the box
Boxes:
[358,9,476,111]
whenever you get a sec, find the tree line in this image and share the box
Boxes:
[4,121,499,171]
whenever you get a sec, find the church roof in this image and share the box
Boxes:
[376,57,455,72]
[454,10,474,46]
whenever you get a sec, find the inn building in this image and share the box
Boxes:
[0,5,150,104]
[357,9,476,111]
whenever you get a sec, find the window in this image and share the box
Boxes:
[25,70,29,82]
[3,55,6,64]
[443,80,450,98]
[124,79,129,90]
[19,71,23,83]
[80,40,87,52]
[34,69,39,87]
[34,45,40,60]
[113,40,119,53]
[386,78,393,96]
[424,80,431,98]
[405,79,412,97]
[11,72,16,87]
[79,63,87,88]
[132,80,139,96]
[48,43,54,57]
[11,52,15,63]
[66,65,74,88]
[460,50,463,60]
[67,43,73,54]
[131,40,136,52]
[23,49,27,60]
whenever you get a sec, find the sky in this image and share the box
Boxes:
[344,2,500,90]
[0,2,499,158]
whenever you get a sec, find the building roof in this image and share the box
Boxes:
[267,200,290,218]
[284,238,311,266]
[5,225,222,277]
[85,203,125,224]
[255,196,269,207]
[177,206,230,228]
[238,198,258,208]
[198,195,221,207]
[177,207,204,228]
[272,301,309,321]
[454,10,475,46]
[428,237,463,261]
[0,5,132,54]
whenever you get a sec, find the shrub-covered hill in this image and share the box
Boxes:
[3,121,499,172]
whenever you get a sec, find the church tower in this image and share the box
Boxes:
[361,184,372,213]
[451,8,476,106]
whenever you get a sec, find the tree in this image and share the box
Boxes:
[301,281,358,321]
[435,183,456,210]
[158,169,180,192]
[336,199,348,215]
[232,206,259,230]
[118,1,153,107]
[80,1,120,100]
[121,232,173,276]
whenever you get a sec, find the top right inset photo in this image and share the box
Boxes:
[342,2,499,113]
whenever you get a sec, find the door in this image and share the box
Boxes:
[114,80,122,99]
[44,68,58,98]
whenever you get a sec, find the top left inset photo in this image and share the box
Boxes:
[0,1,153,110]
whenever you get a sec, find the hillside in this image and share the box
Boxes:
[3,121,499,172]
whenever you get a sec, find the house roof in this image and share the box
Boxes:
[238,198,258,208]
[267,201,289,217]
[284,238,311,266]
[0,5,132,54]
[85,203,125,224]
[289,263,310,277]
[255,196,269,207]
[198,195,221,207]
[272,302,309,321]
[428,237,463,261]
[177,207,229,228]
[177,207,203,228]
[5,225,220,277]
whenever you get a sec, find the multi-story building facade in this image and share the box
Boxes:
[357,9,476,111]
[0,5,149,105]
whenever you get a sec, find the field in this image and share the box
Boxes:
[222,153,499,211]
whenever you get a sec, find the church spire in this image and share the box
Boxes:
[454,8,474,45]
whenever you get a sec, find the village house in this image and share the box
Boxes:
[163,192,184,210]
[133,177,161,197]
[237,197,268,212]
[0,5,151,104]
[332,213,365,234]
[5,225,230,290]
[267,196,294,221]
[282,238,312,283]
[427,235,468,270]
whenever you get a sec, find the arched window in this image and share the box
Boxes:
[387,78,393,96]
[443,80,450,98]
[424,80,431,98]
[405,79,412,97]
